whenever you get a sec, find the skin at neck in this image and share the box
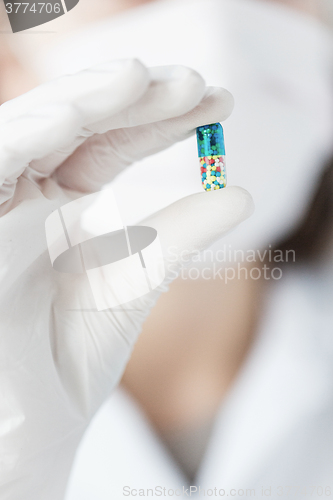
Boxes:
[122,265,264,433]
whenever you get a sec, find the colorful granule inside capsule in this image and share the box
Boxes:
[196,123,226,191]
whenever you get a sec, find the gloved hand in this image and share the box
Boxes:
[0,59,254,500]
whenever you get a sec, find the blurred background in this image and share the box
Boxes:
[1,1,333,498]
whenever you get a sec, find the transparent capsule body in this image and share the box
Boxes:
[196,123,226,191]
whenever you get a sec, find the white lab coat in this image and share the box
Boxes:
[64,263,333,499]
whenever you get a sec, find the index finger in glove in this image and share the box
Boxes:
[0,59,150,201]
[0,62,206,196]
[29,65,207,177]
[54,87,234,192]
[0,59,150,127]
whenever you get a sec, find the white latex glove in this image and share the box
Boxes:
[0,59,254,500]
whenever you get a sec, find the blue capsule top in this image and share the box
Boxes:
[196,123,225,157]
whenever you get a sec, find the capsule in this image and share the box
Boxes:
[196,123,226,191]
